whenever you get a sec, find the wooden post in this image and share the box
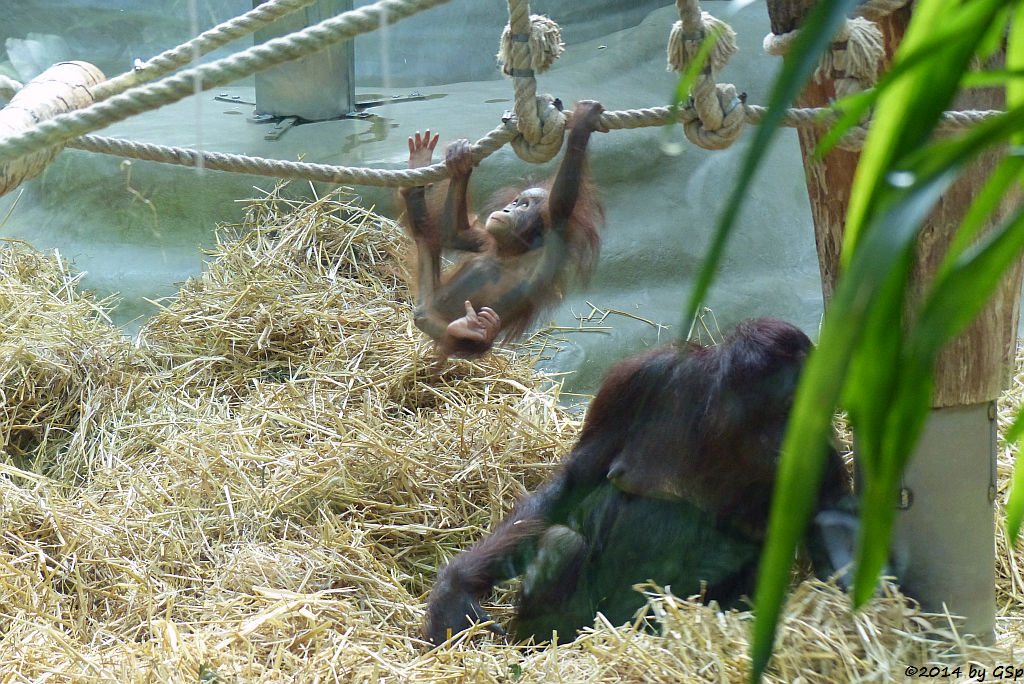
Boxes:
[0,61,106,199]
[765,1,1019,638]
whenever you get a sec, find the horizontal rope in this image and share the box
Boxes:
[0,0,452,165]
[61,105,1004,188]
[67,122,517,187]
[91,0,319,102]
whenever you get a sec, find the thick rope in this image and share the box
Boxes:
[60,106,1002,189]
[666,9,737,74]
[66,123,517,187]
[500,0,567,163]
[762,0,905,151]
[0,0,452,165]
[667,0,745,150]
[90,0,318,102]
[816,18,884,98]
[0,0,998,186]
[764,0,906,59]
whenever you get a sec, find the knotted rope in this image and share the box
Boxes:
[666,0,745,150]
[762,0,908,150]
[0,0,1005,196]
[497,0,566,163]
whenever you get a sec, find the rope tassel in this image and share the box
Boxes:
[497,14,564,76]
[667,11,738,74]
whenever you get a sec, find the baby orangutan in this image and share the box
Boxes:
[401,100,605,357]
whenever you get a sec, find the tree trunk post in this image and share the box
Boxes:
[764,0,1021,639]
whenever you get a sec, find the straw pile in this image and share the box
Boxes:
[0,185,1020,681]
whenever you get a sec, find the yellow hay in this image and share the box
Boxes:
[0,186,1020,681]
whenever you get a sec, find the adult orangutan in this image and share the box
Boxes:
[423,318,858,644]
[401,99,605,357]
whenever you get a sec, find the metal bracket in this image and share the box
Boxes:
[264,116,298,141]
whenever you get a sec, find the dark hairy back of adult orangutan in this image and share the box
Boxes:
[423,318,857,645]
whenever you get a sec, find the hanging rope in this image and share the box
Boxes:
[666,0,737,74]
[498,0,566,163]
[0,0,453,165]
[90,0,319,102]
[666,0,744,150]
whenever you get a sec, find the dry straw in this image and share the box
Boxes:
[0,185,1020,681]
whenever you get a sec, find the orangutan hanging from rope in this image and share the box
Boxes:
[400,99,606,357]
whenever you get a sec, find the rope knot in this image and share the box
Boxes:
[666,12,738,74]
[683,82,746,150]
[497,14,564,76]
[507,94,566,163]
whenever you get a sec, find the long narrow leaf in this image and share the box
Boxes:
[751,1,1017,679]
[1006,411,1024,543]
[843,0,1008,256]
[819,1,1011,156]
[1001,0,1024,548]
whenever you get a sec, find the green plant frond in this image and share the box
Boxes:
[751,2,1022,680]
[747,5,872,677]
[843,0,1010,258]
[961,68,1024,88]
[915,204,1024,357]
[753,158,964,680]
[1009,410,1024,446]
[977,6,1014,62]
[670,24,725,111]
[1010,7,1024,140]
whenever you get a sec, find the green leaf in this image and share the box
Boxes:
[1006,410,1024,544]
[843,0,1009,256]
[749,1,1020,680]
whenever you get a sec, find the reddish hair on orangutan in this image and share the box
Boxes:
[423,318,859,645]
[400,99,606,358]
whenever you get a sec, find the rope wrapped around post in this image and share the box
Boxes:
[764,17,883,98]
[498,0,566,163]
[666,0,745,150]
[764,6,888,150]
